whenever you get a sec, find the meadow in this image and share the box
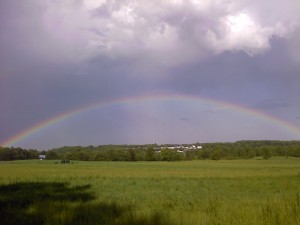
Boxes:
[1,157,300,225]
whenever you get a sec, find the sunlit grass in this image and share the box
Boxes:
[0,157,300,225]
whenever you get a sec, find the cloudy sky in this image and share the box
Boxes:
[1,0,300,150]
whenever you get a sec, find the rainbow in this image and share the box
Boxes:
[1,93,300,147]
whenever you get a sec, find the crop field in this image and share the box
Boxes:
[1,157,300,225]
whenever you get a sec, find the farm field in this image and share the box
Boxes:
[1,157,300,225]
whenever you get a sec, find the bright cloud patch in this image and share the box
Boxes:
[23,0,300,64]
[84,0,106,10]
[226,13,254,34]
[214,12,274,56]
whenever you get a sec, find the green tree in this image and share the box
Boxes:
[46,150,58,160]
[160,149,183,161]
[262,147,272,160]
[185,150,195,160]
[145,147,156,161]
[128,149,137,161]
[211,147,224,160]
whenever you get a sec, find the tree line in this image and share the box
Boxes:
[0,147,39,161]
[1,140,300,161]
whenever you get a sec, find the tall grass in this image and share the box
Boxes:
[0,157,299,225]
[0,182,170,225]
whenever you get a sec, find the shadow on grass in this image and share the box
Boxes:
[0,182,172,225]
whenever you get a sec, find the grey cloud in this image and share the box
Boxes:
[287,30,300,64]
[1,0,299,75]
[84,0,300,61]
[254,100,289,110]
[2,0,297,67]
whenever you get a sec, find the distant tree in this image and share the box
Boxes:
[145,147,156,161]
[46,150,58,160]
[247,148,257,158]
[197,149,210,160]
[0,147,39,161]
[290,146,300,157]
[160,149,183,161]
[262,147,272,160]
[211,147,223,160]
[185,150,196,160]
[129,149,137,161]
[40,150,47,155]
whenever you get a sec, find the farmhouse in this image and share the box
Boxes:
[38,155,46,160]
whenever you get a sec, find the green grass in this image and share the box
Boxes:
[0,157,300,225]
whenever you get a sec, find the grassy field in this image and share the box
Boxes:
[1,157,300,225]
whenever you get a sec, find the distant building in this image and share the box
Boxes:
[39,155,46,160]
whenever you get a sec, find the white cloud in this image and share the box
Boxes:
[11,0,300,65]
[83,0,106,10]
[209,12,275,56]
